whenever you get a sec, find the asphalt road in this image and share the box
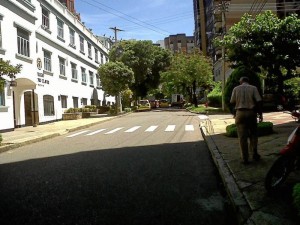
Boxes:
[0,110,236,225]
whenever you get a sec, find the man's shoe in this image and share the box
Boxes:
[253,154,261,161]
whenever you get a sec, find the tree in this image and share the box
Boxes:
[160,51,213,106]
[217,11,300,99]
[109,40,171,100]
[98,61,134,111]
[0,59,22,91]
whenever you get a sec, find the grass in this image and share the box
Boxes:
[186,104,225,114]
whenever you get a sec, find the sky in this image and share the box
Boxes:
[75,0,195,43]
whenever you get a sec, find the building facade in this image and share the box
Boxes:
[164,33,195,54]
[0,0,114,132]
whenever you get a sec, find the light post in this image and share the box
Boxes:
[110,27,124,113]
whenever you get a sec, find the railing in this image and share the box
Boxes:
[17,35,30,57]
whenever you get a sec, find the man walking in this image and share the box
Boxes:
[230,76,263,164]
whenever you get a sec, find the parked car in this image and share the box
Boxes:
[149,100,159,108]
[159,99,170,108]
[137,100,151,111]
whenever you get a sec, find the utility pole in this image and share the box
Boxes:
[216,1,230,111]
[109,26,124,113]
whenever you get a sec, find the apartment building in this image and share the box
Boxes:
[164,34,195,54]
[0,0,113,132]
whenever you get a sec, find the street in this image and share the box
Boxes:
[0,110,236,225]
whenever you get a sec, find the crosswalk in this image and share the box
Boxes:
[66,124,197,138]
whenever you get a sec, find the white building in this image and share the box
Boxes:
[0,0,114,132]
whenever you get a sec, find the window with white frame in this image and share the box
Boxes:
[43,95,54,116]
[59,57,65,76]
[89,71,94,85]
[57,18,64,39]
[69,28,75,46]
[0,80,5,106]
[88,43,92,58]
[0,17,2,49]
[73,96,78,108]
[17,27,30,57]
[96,74,101,87]
[71,62,77,79]
[81,67,86,83]
[43,50,51,72]
[95,49,98,62]
[100,53,104,64]
[79,36,84,52]
[61,95,67,108]
[82,98,87,106]
[42,8,50,29]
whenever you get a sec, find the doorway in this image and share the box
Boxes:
[24,91,39,126]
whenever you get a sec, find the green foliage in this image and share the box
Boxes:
[0,134,2,144]
[97,106,110,113]
[225,122,273,137]
[65,108,80,113]
[84,105,97,112]
[217,11,300,96]
[207,82,222,107]
[0,59,22,78]
[109,40,171,99]
[224,66,262,114]
[98,61,134,97]
[293,183,300,216]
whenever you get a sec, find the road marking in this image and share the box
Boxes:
[185,125,194,131]
[165,125,176,132]
[145,125,158,132]
[85,129,106,136]
[104,127,124,134]
[67,130,90,138]
[125,126,141,133]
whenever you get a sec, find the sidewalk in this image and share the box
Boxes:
[0,114,117,153]
[201,111,299,225]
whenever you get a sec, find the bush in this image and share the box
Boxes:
[84,105,97,112]
[97,106,110,113]
[224,66,262,114]
[225,121,273,137]
[124,108,132,112]
[65,108,80,113]
[207,82,222,107]
[293,183,300,216]
[0,134,2,144]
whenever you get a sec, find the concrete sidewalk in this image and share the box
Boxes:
[201,111,299,225]
[0,114,117,153]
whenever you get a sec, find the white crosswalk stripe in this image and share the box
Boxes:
[165,125,176,132]
[67,130,90,138]
[66,125,196,137]
[85,129,106,136]
[145,125,158,132]
[185,125,194,131]
[125,126,141,133]
[104,127,124,134]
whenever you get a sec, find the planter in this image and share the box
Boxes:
[62,113,82,120]
[82,112,97,118]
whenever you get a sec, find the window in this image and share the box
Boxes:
[0,81,5,106]
[69,28,75,46]
[0,17,2,49]
[43,95,54,116]
[89,71,94,85]
[73,96,78,108]
[79,36,84,52]
[82,98,87,106]
[96,74,101,87]
[88,43,92,58]
[59,57,65,76]
[61,95,67,108]
[81,67,86,83]
[57,19,64,39]
[95,49,98,62]
[17,28,30,57]
[100,53,104,64]
[43,50,51,72]
[71,63,77,79]
[42,8,50,29]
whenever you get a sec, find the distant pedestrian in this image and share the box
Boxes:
[230,76,263,165]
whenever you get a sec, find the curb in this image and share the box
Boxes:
[200,126,252,225]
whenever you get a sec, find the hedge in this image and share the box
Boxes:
[225,121,273,137]
[293,183,300,216]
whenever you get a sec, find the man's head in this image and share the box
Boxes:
[239,76,249,84]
